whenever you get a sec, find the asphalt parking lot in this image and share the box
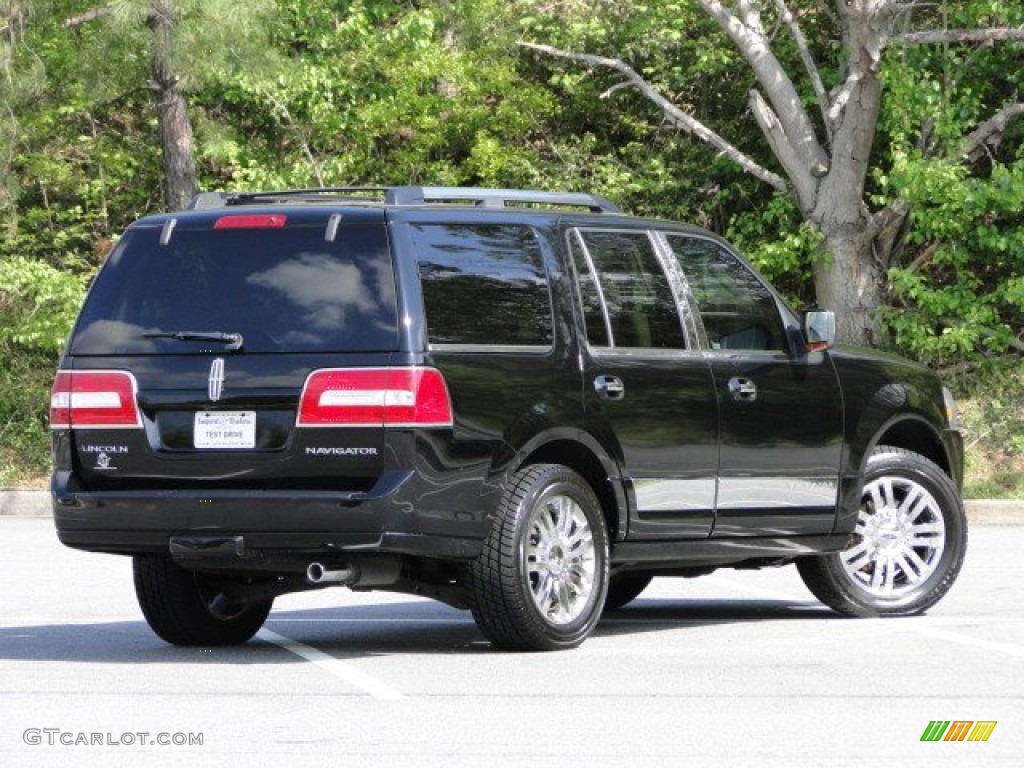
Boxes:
[2,516,1022,767]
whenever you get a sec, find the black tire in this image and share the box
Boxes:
[133,555,273,646]
[797,446,967,617]
[603,573,653,612]
[467,464,610,651]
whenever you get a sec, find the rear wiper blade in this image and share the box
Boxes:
[143,330,244,351]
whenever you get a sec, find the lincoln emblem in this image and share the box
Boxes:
[208,358,225,402]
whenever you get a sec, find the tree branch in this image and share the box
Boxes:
[827,71,860,125]
[883,3,944,18]
[63,7,110,29]
[748,89,816,207]
[893,27,1024,45]
[771,0,832,142]
[865,199,909,244]
[907,242,939,273]
[736,0,764,33]
[960,102,1024,163]
[694,0,829,192]
[259,88,325,187]
[519,42,788,192]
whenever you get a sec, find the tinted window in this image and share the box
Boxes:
[665,235,785,351]
[71,222,397,354]
[575,230,685,349]
[411,224,553,347]
[568,233,611,347]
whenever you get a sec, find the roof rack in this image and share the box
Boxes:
[186,186,622,213]
[387,186,622,213]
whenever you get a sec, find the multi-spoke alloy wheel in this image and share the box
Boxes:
[523,493,597,625]
[468,464,609,651]
[842,476,946,598]
[797,446,967,617]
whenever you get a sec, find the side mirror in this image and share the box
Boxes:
[803,310,836,352]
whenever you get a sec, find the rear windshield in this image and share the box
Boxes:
[70,221,398,355]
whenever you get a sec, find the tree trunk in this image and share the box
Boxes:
[814,231,883,347]
[148,0,197,211]
[806,3,887,346]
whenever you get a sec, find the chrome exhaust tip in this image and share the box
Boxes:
[306,562,355,585]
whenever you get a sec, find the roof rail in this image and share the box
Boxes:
[186,188,392,210]
[385,186,622,213]
[187,191,232,210]
[185,186,622,213]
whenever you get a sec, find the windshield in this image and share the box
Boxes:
[70,221,398,355]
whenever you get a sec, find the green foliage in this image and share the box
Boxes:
[0,255,88,486]
[724,192,824,307]
[876,0,1024,365]
[952,363,1024,499]
[197,0,565,190]
[882,159,1024,360]
[0,256,88,352]
[513,0,768,218]
[0,346,54,487]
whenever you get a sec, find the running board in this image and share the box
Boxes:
[611,534,855,569]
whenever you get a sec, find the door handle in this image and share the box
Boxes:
[594,375,625,400]
[728,377,757,403]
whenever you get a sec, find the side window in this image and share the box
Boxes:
[664,235,786,351]
[410,224,553,347]
[573,230,686,350]
[568,232,611,347]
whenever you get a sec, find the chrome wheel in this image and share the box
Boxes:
[524,493,597,625]
[468,463,609,650]
[842,475,947,598]
[797,447,966,617]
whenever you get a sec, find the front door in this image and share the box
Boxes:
[661,233,843,537]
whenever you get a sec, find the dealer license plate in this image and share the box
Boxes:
[194,411,256,449]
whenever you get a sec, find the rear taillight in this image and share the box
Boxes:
[50,370,143,429]
[297,367,453,428]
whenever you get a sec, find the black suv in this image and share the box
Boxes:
[51,186,967,651]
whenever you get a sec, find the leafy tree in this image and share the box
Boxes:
[875,4,1024,366]
[522,0,1024,346]
[200,1,563,192]
[62,0,279,210]
[0,257,87,485]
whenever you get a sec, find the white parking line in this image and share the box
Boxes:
[256,628,407,700]
[911,625,1024,659]
[704,574,1024,659]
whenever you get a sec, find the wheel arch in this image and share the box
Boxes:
[838,411,957,535]
[866,415,951,478]
[515,431,626,543]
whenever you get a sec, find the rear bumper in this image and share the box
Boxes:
[52,470,488,563]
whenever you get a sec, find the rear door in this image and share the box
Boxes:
[65,207,400,493]
[569,227,719,539]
